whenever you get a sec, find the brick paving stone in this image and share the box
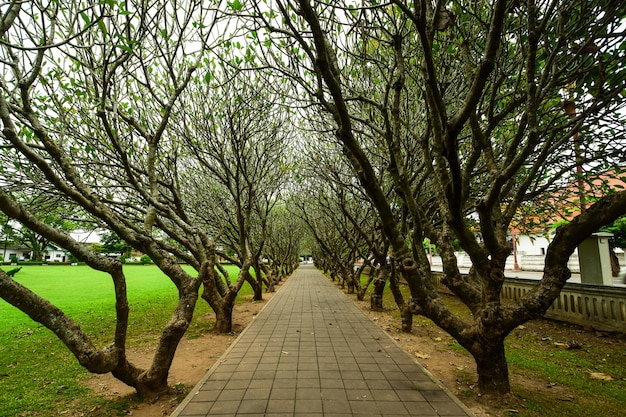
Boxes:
[171,266,474,417]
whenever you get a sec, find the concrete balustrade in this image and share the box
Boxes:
[365,253,626,332]
[431,272,626,333]
[501,278,626,333]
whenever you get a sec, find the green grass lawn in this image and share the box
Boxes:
[0,264,249,417]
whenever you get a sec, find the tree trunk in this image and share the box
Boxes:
[31,249,43,261]
[254,263,264,301]
[201,264,237,334]
[346,268,355,294]
[214,266,229,297]
[253,282,263,300]
[400,304,413,333]
[388,262,411,332]
[113,359,169,400]
[261,263,276,292]
[213,301,234,333]
[246,271,262,301]
[370,292,383,310]
[0,265,199,400]
[357,272,374,301]
[473,340,511,395]
[370,275,386,311]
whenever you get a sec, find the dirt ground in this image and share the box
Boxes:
[85,294,274,417]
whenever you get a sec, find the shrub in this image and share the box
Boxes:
[140,254,152,265]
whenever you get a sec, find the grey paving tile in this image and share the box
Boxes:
[395,389,427,402]
[189,390,220,402]
[272,378,296,389]
[298,362,319,371]
[350,400,380,414]
[320,388,347,400]
[243,387,271,400]
[236,399,267,414]
[343,379,369,390]
[295,398,323,413]
[366,379,393,390]
[337,362,359,371]
[217,364,238,373]
[216,389,246,401]
[209,400,240,414]
[210,371,232,381]
[321,398,351,413]
[422,389,457,401]
[431,401,470,415]
[297,370,319,379]
[296,387,321,399]
[319,378,344,389]
[371,389,401,401]
[270,387,296,400]
[403,401,439,416]
[198,379,227,391]
[375,400,410,415]
[345,388,373,401]
[296,378,321,388]
[389,378,420,390]
[275,369,298,379]
[177,401,213,415]
[266,398,295,413]
[252,369,275,379]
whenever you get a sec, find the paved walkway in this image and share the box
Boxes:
[172,265,473,417]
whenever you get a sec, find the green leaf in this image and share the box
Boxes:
[97,19,108,36]
[80,12,91,26]
[227,0,243,11]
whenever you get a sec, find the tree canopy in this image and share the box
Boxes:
[1,0,626,399]
[242,0,626,394]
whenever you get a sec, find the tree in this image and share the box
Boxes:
[293,156,374,295]
[173,63,291,330]
[1,193,80,261]
[294,131,411,321]
[249,0,626,395]
[264,203,305,286]
[100,230,131,257]
[0,0,225,398]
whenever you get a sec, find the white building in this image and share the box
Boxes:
[1,242,68,263]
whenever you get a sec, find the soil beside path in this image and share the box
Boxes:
[85,293,274,417]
